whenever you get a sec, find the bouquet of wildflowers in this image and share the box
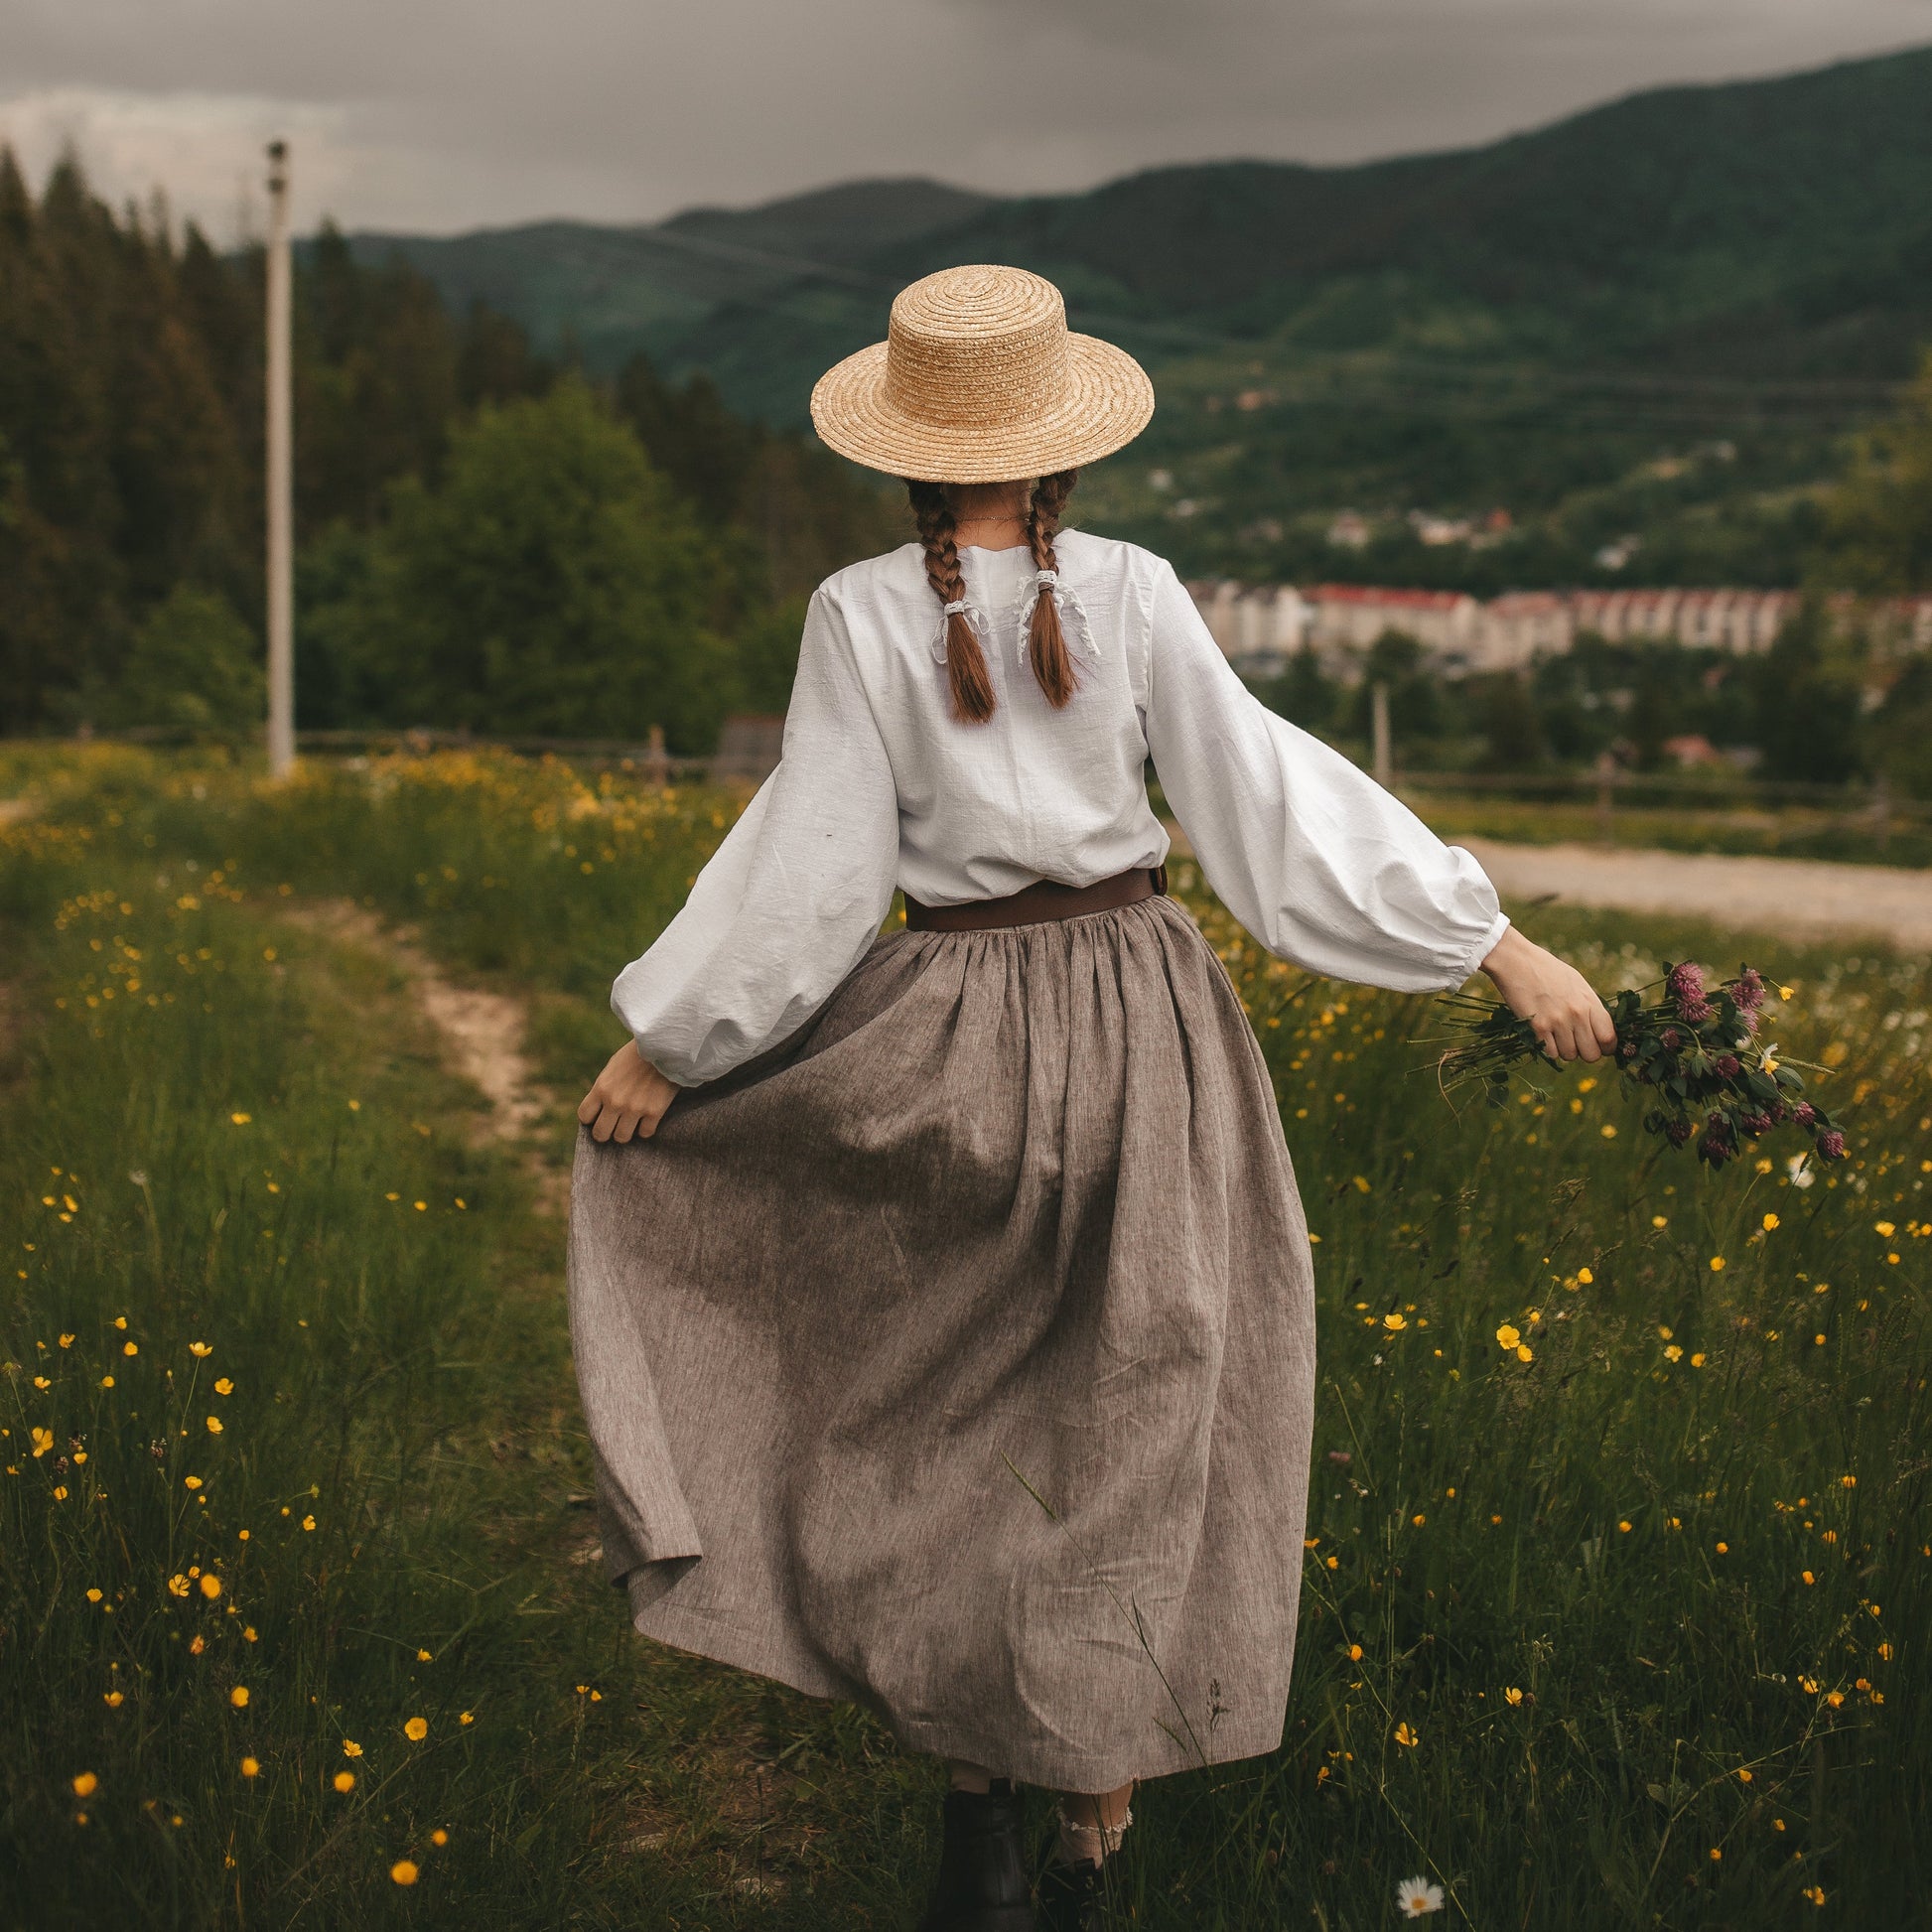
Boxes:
[1430,962,1848,1169]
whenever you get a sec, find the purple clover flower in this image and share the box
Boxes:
[1668,961,1713,1022]
[1735,967,1767,1013]
[1816,1128,1847,1161]
[1696,1110,1736,1167]
[1715,1054,1740,1079]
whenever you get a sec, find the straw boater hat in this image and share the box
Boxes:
[810,264,1156,483]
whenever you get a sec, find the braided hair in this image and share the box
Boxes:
[906,480,996,723]
[906,471,1081,723]
[1023,469,1079,710]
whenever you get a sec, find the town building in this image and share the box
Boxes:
[1307,585,1482,658]
[1186,580,1931,677]
[1185,581,1311,679]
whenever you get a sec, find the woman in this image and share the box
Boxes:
[571,264,1612,1930]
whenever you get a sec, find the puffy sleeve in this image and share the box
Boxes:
[1142,558,1509,992]
[611,586,900,1084]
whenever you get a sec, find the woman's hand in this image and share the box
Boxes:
[1479,925,1618,1064]
[579,1040,681,1143]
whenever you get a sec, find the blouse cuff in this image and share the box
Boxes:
[630,1038,702,1089]
[1449,907,1513,989]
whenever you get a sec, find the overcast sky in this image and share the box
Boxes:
[3,0,1930,239]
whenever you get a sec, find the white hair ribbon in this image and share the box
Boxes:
[930,598,995,666]
[1011,570,1098,669]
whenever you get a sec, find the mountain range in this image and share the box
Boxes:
[345,44,1932,588]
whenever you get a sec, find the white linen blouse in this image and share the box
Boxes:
[613,530,1510,1086]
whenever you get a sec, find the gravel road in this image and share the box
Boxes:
[1461,838,1932,952]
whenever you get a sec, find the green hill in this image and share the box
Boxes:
[346,178,994,372]
[348,45,1932,588]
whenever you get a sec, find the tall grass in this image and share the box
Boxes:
[5,744,1926,1926]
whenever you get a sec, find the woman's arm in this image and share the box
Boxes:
[1144,558,1614,1060]
[580,586,899,1135]
[1144,557,1505,991]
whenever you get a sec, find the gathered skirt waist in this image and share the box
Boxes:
[902,863,1168,932]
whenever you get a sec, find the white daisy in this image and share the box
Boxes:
[1395,1874,1445,1918]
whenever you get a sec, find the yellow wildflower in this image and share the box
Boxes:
[335,1770,356,1793]
[404,1717,428,1741]
[230,1687,249,1708]
[391,1862,419,1886]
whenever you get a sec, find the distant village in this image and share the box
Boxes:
[1187,579,1932,682]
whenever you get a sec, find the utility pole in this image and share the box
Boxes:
[264,140,295,779]
[1371,679,1393,789]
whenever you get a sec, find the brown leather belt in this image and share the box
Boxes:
[903,863,1169,932]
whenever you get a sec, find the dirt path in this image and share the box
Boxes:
[279,899,568,1208]
[1459,838,1932,951]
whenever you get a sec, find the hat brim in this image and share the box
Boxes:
[809,332,1156,483]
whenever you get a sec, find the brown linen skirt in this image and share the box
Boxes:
[567,893,1315,1793]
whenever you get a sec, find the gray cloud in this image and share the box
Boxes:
[1,0,1928,236]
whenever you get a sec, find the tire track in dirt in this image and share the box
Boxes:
[278,899,570,1212]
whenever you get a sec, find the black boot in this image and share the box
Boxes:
[916,1777,1036,1931]
[1034,1851,1104,1932]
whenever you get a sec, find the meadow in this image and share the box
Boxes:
[2,743,1925,1929]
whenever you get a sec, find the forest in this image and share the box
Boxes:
[0,153,902,753]
[2,145,1929,773]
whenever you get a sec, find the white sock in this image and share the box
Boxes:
[946,1758,995,1794]
[1055,1801,1133,1868]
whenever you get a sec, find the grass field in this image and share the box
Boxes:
[4,744,1926,1929]
[1400,789,1932,872]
